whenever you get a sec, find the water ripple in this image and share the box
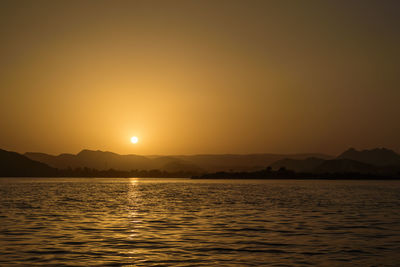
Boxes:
[0,178,400,266]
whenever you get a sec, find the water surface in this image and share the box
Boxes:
[0,178,399,266]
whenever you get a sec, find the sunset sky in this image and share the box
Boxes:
[0,0,399,155]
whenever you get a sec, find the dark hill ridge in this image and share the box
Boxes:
[26,150,153,171]
[0,149,197,178]
[267,148,400,176]
[0,149,56,177]
[196,148,400,180]
[338,148,400,166]
[25,150,332,172]
[2,147,400,178]
[25,150,202,172]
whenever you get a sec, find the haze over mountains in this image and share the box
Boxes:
[1,147,400,178]
[24,150,331,173]
[271,148,400,175]
[338,148,400,166]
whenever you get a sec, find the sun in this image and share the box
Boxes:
[130,136,139,144]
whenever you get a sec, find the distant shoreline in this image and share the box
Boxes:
[192,169,400,180]
[0,176,399,180]
[191,177,400,180]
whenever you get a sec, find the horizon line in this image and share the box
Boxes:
[2,146,399,158]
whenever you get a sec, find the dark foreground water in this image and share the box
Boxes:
[0,178,400,266]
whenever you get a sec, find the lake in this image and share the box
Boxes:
[0,178,399,266]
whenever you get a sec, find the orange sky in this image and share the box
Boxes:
[0,1,399,155]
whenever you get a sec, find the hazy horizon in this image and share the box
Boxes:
[7,146,398,159]
[23,147,335,157]
[1,1,399,155]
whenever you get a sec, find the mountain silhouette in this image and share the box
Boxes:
[2,147,400,178]
[338,148,400,166]
[0,149,56,177]
[26,150,153,171]
[25,150,202,172]
[25,150,332,173]
[268,148,400,175]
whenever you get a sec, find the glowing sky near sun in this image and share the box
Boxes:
[0,1,399,155]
